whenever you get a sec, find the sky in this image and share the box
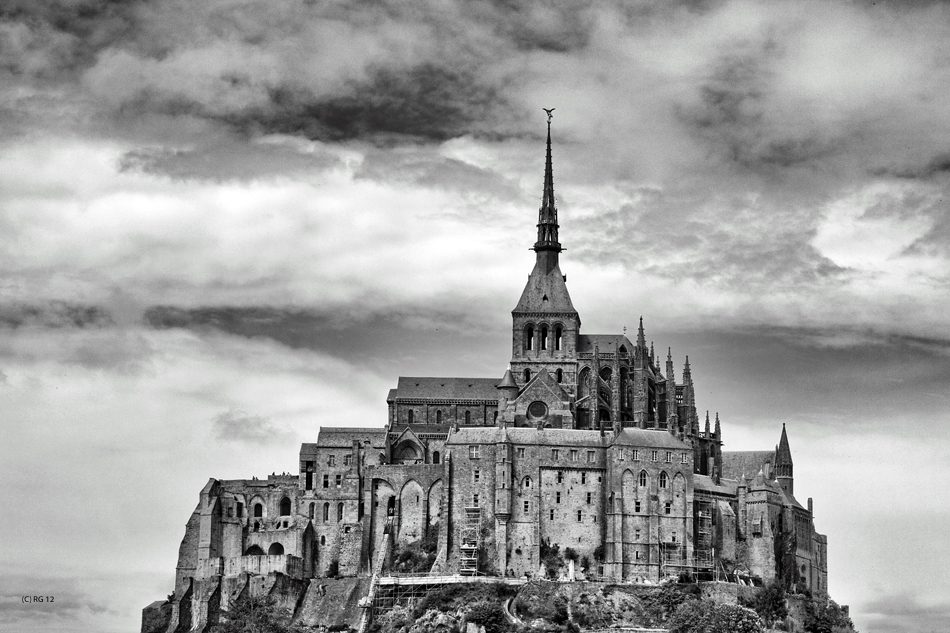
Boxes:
[2,1,950,631]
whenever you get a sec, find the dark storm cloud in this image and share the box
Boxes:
[871,153,950,180]
[863,594,950,633]
[0,302,112,329]
[212,409,293,445]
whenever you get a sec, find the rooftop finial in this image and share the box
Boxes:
[534,109,561,258]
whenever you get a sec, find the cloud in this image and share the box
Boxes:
[863,594,950,633]
[211,409,294,445]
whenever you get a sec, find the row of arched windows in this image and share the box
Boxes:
[307,501,345,523]
[636,470,672,488]
[251,497,292,519]
[522,368,565,383]
[524,323,564,352]
[407,409,476,425]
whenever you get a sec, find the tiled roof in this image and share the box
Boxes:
[307,427,388,448]
[694,474,737,496]
[611,428,691,449]
[513,261,576,314]
[446,426,607,447]
[577,334,636,354]
[393,377,500,401]
[722,450,774,480]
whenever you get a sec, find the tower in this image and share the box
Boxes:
[510,112,581,393]
[775,424,794,496]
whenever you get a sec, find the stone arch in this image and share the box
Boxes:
[524,323,535,351]
[540,323,549,350]
[428,479,443,531]
[251,497,265,518]
[522,476,532,489]
[621,469,637,506]
[672,473,687,514]
[268,542,284,555]
[398,479,425,544]
[394,438,423,464]
[279,496,291,516]
[245,545,264,556]
[600,366,612,381]
[554,324,563,351]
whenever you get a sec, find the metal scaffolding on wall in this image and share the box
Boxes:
[460,506,480,576]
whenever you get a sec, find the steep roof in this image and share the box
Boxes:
[577,335,636,354]
[694,474,737,496]
[513,261,576,314]
[722,450,774,480]
[393,377,500,401]
[446,426,606,447]
[612,428,691,449]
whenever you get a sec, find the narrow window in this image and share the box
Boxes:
[525,325,534,350]
[556,492,561,503]
[635,528,640,540]
[320,535,326,546]
[619,449,625,461]
[335,474,342,487]
[681,453,689,464]
[523,500,529,512]
[237,502,244,517]
[408,410,414,424]
[665,502,672,515]
[523,369,531,383]
[323,503,329,522]
[581,472,587,484]
[665,451,673,463]
[328,455,336,467]
[638,471,647,487]
[279,497,291,516]
[254,521,260,532]
[556,368,563,383]
[586,492,592,504]
[523,476,532,488]
[344,454,351,466]
[570,450,578,462]
[550,509,555,520]
[473,493,480,507]
[555,326,562,351]
[540,325,548,350]
[309,503,315,519]
[433,451,440,464]
[226,507,233,518]
[552,449,559,460]
[633,449,640,461]
[473,469,480,483]
[635,550,641,560]
[436,410,442,424]
[635,500,641,513]
[254,503,263,518]
[672,531,677,543]
[337,502,344,522]
[493,411,498,423]
[517,447,526,458]
[465,410,471,424]
[587,450,595,463]
[659,472,668,489]
[576,510,582,522]
[556,472,563,484]
[651,450,658,462]
[323,474,329,488]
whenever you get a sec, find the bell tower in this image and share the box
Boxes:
[510,110,581,393]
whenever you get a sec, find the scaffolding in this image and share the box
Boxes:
[459,506,480,576]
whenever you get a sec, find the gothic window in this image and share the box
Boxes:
[279,497,291,516]
[540,325,548,350]
[436,410,442,424]
[554,326,562,351]
[638,471,648,487]
[323,503,329,522]
[659,472,668,489]
[600,367,612,381]
[408,410,414,424]
[556,368,563,382]
[523,369,531,383]
[465,410,471,424]
[337,502,344,522]
[525,325,534,351]
[254,503,263,518]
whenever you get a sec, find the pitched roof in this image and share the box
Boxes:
[445,426,606,447]
[611,428,691,449]
[307,427,387,449]
[694,474,737,496]
[577,335,636,354]
[393,377,500,401]
[513,261,576,314]
[722,450,774,480]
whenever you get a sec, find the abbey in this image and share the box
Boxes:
[152,119,827,630]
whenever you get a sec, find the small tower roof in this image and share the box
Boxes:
[497,368,519,390]
[775,423,793,467]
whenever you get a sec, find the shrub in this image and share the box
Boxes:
[668,600,763,633]
[467,601,509,633]
[742,581,788,628]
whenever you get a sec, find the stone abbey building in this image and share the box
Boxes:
[152,119,828,630]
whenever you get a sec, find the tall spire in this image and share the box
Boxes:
[637,316,646,349]
[534,109,561,258]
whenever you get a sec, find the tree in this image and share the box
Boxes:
[803,596,855,633]
[210,595,307,633]
[745,582,789,628]
[668,600,763,633]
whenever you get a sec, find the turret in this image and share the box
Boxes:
[775,424,794,496]
[496,368,519,425]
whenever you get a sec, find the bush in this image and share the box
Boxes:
[668,600,763,633]
[741,581,788,628]
[803,596,855,633]
[210,594,310,633]
[467,601,509,633]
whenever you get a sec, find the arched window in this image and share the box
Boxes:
[540,325,548,350]
[433,451,440,464]
[320,535,326,546]
[245,545,264,556]
[386,497,395,516]
[254,503,263,518]
[436,409,442,424]
[337,502,344,522]
[524,369,531,383]
[465,410,471,424]
[659,472,668,489]
[525,325,534,350]
[556,368,563,383]
[600,367,612,381]
[638,471,648,487]
[323,503,329,522]
[523,476,532,489]
[253,521,260,532]
[268,542,284,555]
[309,503,315,519]
[279,497,291,516]
[555,326,563,351]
